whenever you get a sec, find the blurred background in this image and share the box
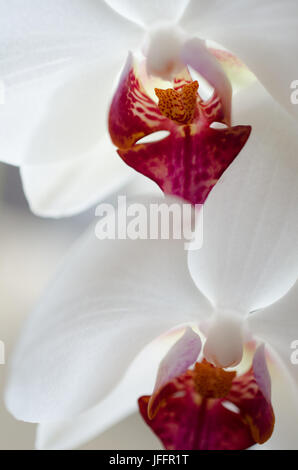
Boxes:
[0,162,159,450]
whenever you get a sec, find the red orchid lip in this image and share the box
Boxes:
[138,345,275,451]
[109,54,251,206]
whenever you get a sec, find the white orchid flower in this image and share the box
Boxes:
[5,77,298,448]
[3,0,298,450]
[1,0,298,216]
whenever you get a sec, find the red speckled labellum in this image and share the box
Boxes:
[109,54,251,205]
[139,347,274,450]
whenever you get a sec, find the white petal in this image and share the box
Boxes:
[20,137,133,217]
[188,82,298,314]
[0,0,142,166]
[5,197,212,422]
[248,281,298,391]
[36,327,187,450]
[78,413,161,450]
[268,367,298,450]
[22,61,122,165]
[180,0,298,119]
[0,61,121,167]
[249,286,298,449]
[257,356,298,450]
[1,0,142,87]
[104,0,190,28]
[0,71,66,165]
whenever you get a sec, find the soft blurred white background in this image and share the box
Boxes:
[0,162,159,450]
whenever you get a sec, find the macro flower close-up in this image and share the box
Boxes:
[0,0,297,454]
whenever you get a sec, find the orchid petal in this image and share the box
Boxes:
[0,0,142,87]
[0,0,142,166]
[248,279,298,391]
[36,385,139,450]
[148,327,201,418]
[104,0,190,28]
[0,61,123,167]
[78,413,161,450]
[2,62,134,214]
[249,300,298,451]
[180,0,298,119]
[188,82,298,314]
[23,61,122,165]
[5,196,212,422]
[36,328,186,450]
[0,72,66,165]
[267,364,298,450]
[20,137,132,217]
